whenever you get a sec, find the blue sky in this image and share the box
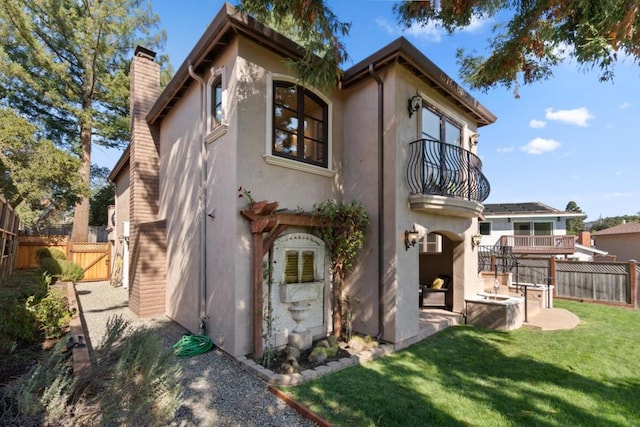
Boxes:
[96,0,640,220]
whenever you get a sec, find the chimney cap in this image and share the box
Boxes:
[134,45,157,60]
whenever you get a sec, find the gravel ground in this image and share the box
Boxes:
[75,281,318,427]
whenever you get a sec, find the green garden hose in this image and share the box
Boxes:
[172,334,213,358]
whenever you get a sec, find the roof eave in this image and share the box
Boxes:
[147,3,308,125]
[342,37,497,127]
[108,145,130,183]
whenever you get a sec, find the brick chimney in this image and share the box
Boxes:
[577,230,591,247]
[128,46,167,317]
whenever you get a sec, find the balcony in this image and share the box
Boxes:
[500,235,576,255]
[407,138,490,218]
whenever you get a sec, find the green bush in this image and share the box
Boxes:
[35,247,66,262]
[25,288,72,339]
[39,258,84,282]
[58,260,84,282]
[0,272,47,354]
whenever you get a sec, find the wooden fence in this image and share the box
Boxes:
[16,235,110,282]
[493,256,639,308]
[0,195,19,283]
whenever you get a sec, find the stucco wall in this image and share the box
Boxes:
[342,63,483,345]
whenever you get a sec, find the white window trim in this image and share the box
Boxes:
[205,65,228,143]
[264,72,335,177]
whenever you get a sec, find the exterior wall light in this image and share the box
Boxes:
[469,133,479,146]
[471,233,482,249]
[404,227,420,250]
[408,92,422,118]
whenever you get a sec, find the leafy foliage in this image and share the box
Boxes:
[238,0,351,91]
[565,200,586,235]
[590,214,640,232]
[25,288,72,339]
[237,1,640,95]
[313,200,369,338]
[89,183,115,226]
[0,0,167,240]
[394,0,640,94]
[0,108,86,229]
[0,272,45,354]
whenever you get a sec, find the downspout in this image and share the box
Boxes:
[368,64,385,340]
[188,65,209,335]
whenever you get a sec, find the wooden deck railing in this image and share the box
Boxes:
[500,235,576,254]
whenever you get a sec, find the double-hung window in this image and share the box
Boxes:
[211,78,223,129]
[273,81,328,168]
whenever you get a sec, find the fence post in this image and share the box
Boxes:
[549,256,557,302]
[630,261,637,308]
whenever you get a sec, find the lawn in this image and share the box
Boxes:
[286,300,640,426]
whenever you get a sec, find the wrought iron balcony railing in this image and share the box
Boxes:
[407,138,490,202]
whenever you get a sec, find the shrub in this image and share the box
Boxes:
[58,260,84,282]
[38,258,84,282]
[35,248,66,262]
[25,288,72,339]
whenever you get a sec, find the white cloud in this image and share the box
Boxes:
[375,17,397,36]
[404,21,443,42]
[619,101,632,109]
[520,138,561,155]
[496,146,514,153]
[375,17,443,43]
[544,107,594,127]
[529,119,546,129]
[460,15,492,33]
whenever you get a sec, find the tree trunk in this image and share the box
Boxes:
[332,264,343,338]
[70,124,91,242]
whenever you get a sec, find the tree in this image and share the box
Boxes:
[238,1,639,95]
[565,201,585,235]
[0,108,86,229]
[89,184,115,226]
[313,200,369,339]
[394,1,640,94]
[238,0,351,90]
[0,0,167,241]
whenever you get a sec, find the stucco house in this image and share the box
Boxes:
[593,222,640,262]
[109,3,497,358]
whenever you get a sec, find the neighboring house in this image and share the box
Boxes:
[592,222,640,262]
[478,202,584,256]
[110,3,497,357]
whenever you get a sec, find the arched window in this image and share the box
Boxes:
[272,81,328,167]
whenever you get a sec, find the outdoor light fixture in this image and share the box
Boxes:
[404,227,420,251]
[469,134,479,146]
[471,233,482,249]
[408,91,422,118]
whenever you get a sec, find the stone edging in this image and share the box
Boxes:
[65,281,92,384]
[235,344,395,386]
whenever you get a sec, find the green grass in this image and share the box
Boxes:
[286,300,640,426]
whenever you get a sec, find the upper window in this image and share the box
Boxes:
[479,222,491,235]
[273,81,328,167]
[211,78,222,129]
[513,222,553,236]
[421,104,462,146]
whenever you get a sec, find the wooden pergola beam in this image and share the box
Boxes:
[241,201,335,360]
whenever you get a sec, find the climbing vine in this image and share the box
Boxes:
[313,200,369,339]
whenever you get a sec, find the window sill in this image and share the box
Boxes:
[263,154,336,177]
[205,124,228,144]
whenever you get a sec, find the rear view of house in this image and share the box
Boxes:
[110,3,497,357]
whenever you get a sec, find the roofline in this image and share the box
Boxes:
[108,145,130,183]
[574,243,608,255]
[483,212,585,219]
[147,2,307,124]
[342,37,496,127]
